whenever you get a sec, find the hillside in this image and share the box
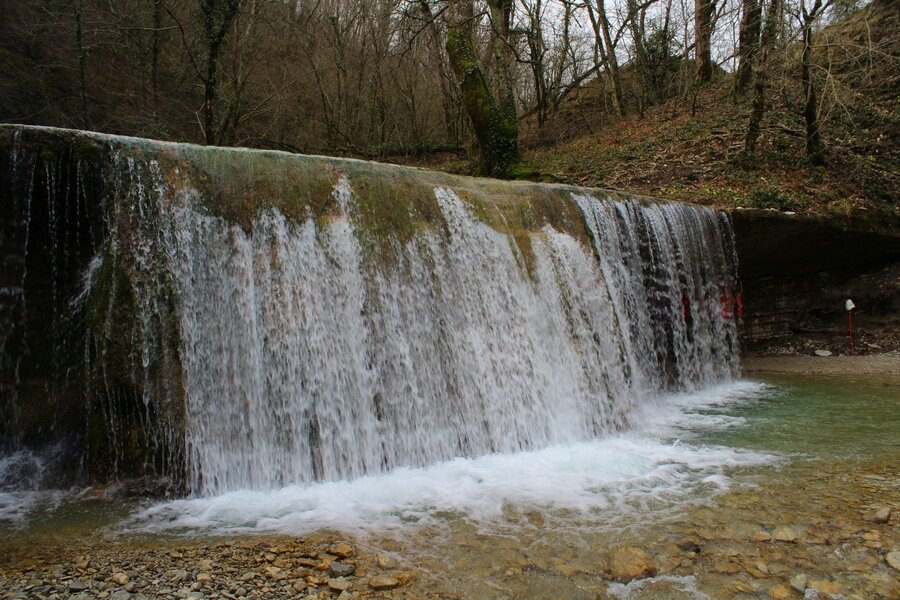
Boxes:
[406,1,899,227]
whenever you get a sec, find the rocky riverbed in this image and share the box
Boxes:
[2,457,897,600]
[2,372,898,599]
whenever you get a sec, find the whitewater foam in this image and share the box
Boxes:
[126,381,775,536]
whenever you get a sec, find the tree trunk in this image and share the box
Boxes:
[801,2,827,166]
[695,0,716,83]
[73,0,89,126]
[200,0,242,145]
[588,1,625,117]
[445,0,519,177]
[419,0,459,145]
[734,0,761,96]
[744,0,780,159]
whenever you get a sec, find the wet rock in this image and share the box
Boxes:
[788,572,808,593]
[296,557,320,568]
[264,565,282,578]
[712,560,742,575]
[808,578,843,596]
[110,573,129,586]
[751,530,772,542]
[745,562,769,578]
[328,543,355,559]
[169,569,190,583]
[773,527,799,543]
[864,507,891,524]
[608,547,656,582]
[768,583,795,599]
[375,554,398,570]
[733,579,758,594]
[885,550,900,571]
[197,559,214,571]
[328,577,352,592]
[329,561,355,577]
[368,575,401,590]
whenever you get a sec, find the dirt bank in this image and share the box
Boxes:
[742,353,900,376]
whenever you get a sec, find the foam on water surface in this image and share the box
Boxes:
[126,381,775,536]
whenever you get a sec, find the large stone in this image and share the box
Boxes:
[608,547,657,582]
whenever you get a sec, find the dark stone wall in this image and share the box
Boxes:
[732,210,900,355]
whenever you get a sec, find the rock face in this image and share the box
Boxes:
[0,124,743,491]
[731,210,900,355]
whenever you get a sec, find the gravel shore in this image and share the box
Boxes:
[742,353,900,376]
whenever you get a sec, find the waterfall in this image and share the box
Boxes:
[0,126,740,497]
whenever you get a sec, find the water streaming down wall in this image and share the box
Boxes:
[0,126,740,496]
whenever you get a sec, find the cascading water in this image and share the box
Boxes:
[0,126,740,499]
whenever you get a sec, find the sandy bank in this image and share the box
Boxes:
[742,353,900,376]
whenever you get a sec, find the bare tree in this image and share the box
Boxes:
[744,0,780,159]
[798,0,832,165]
[694,0,717,82]
[734,0,762,95]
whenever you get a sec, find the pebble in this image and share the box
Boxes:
[69,580,89,593]
[329,561,355,577]
[196,572,213,583]
[808,578,843,595]
[608,547,656,582]
[328,577,352,592]
[368,575,401,590]
[768,583,794,599]
[789,573,808,593]
[865,506,891,524]
[375,554,398,569]
[886,550,900,571]
[111,572,130,586]
[328,543,355,559]
[773,526,799,543]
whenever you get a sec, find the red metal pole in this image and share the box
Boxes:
[848,310,853,354]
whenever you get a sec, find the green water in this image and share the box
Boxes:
[2,374,899,600]
[702,375,900,460]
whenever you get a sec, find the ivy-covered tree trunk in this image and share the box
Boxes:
[199,0,243,146]
[445,0,520,178]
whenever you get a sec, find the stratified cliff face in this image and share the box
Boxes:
[1,125,741,492]
[732,210,900,355]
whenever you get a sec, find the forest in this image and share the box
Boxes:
[1,0,897,215]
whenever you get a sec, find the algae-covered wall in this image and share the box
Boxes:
[0,125,740,491]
